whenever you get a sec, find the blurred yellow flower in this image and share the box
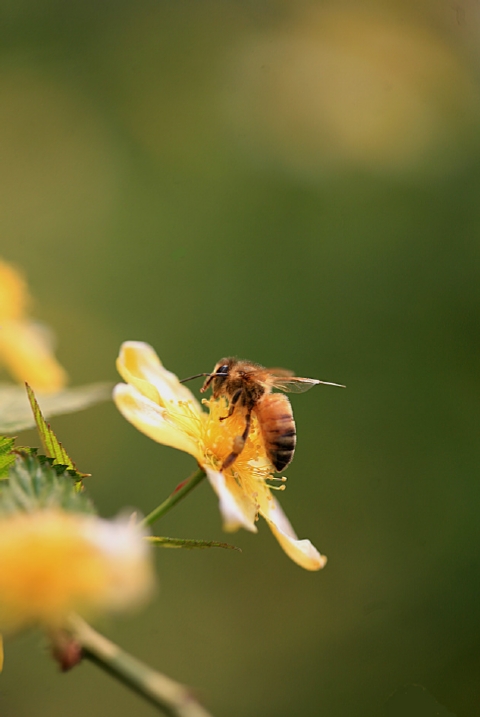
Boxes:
[114,341,326,571]
[0,259,67,392]
[226,5,480,178]
[0,509,154,634]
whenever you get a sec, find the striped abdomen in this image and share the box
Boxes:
[256,393,296,472]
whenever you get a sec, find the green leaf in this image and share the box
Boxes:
[0,453,95,516]
[0,381,113,434]
[146,536,241,551]
[0,437,16,480]
[25,383,84,477]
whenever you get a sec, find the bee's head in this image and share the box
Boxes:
[201,358,232,396]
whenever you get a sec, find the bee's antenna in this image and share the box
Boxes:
[179,372,213,384]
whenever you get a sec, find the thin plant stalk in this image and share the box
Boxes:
[69,615,214,717]
[140,468,206,528]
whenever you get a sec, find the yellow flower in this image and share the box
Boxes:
[0,259,67,392]
[0,509,155,633]
[114,341,326,571]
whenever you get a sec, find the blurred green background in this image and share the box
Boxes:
[1,1,480,715]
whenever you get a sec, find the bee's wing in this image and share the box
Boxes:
[271,376,346,393]
[266,367,296,377]
[271,377,322,393]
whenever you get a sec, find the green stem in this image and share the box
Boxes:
[140,468,206,529]
[69,615,214,717]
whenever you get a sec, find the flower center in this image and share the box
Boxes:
[200,397,286,497]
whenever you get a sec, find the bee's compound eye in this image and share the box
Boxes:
[216,364,229,376]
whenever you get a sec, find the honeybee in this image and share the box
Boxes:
[181,358,344,472]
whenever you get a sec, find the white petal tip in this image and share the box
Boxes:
[205,468,258,534]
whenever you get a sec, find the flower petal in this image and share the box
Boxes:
[261,495,327,571]
[116,342,202,412]
[205,467,258,533]
[81,512,155,614]
[0,321,67,392]
[0,260,29,321]
[114,383,202,459]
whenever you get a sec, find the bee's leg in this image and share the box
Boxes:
[222,412,251,470]
[220,388,242,421]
